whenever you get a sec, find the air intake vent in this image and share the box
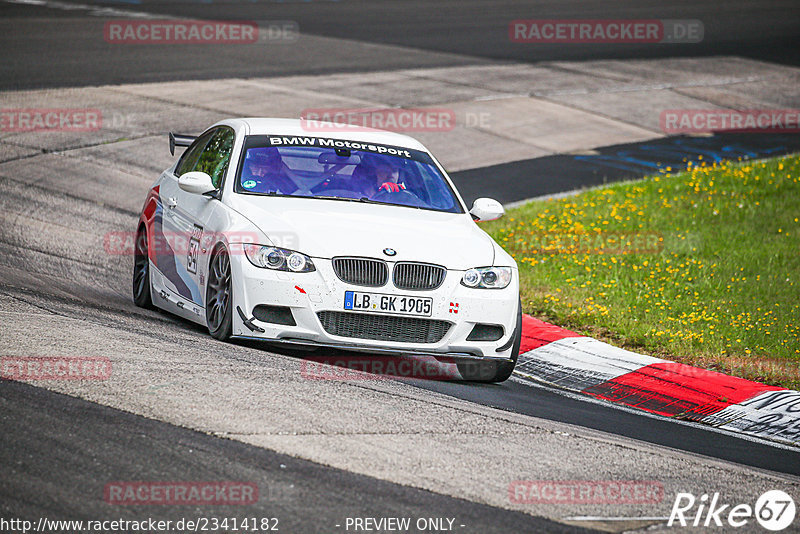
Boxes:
[252,304,296,326]
[317,311,451,344]
[332,257,388,287]
[466,323,504,341]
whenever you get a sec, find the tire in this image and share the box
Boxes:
[206,246,233,340]
[132,226,155,309]
[458,299,522,383]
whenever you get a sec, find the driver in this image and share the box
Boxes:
[355,155,406,198]
[374,162,406,194]
[241,147,297,194]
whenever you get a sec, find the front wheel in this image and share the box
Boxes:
[458,299,522,383]
[206,246,232,340]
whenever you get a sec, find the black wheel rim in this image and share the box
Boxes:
[207,250,230,331]
[133,231,149,299]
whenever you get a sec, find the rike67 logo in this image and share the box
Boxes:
[669,490,796,531]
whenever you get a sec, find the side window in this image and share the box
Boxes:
[195,127,235,188]
[175,130,214,177]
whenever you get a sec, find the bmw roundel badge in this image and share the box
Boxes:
[383,248,397,257]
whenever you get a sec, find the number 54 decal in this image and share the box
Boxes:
[187,224,203,274]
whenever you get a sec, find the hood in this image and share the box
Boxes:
[226,195,496,270]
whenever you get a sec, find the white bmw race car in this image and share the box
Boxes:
[134,118,521,382]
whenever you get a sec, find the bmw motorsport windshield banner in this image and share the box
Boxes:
[249,135,434,163]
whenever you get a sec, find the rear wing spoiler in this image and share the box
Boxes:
[169,132,197,156]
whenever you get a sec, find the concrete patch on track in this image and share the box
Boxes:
[443,97,655,154]
[0,141,39,162]
[4,55,799,173]
[548,89,723,133]
[1,151,153,212]
[0,86,221,153]
[544,57,799,90]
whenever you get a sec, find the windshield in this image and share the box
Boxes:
[234,136,463,213]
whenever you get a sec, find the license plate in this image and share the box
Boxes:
[343,291,433,317]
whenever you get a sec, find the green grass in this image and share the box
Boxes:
[483,154,800,389]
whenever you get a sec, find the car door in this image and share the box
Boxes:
[165,127,235,314]
[153,129,214,312]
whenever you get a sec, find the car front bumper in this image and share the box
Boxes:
[229,254,519,361]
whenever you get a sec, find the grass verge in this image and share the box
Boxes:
[483,154,800,389]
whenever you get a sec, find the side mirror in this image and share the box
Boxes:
[469,198,505,222]
[178,171,216,195]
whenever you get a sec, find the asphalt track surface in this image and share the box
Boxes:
[410,377,800,477]
[1,0,799,90]
[1,380,585,534]
[2,0,800,531]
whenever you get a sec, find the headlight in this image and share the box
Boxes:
[287,252,309,272]
[461,267,512,289]
[243,244,315,272]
